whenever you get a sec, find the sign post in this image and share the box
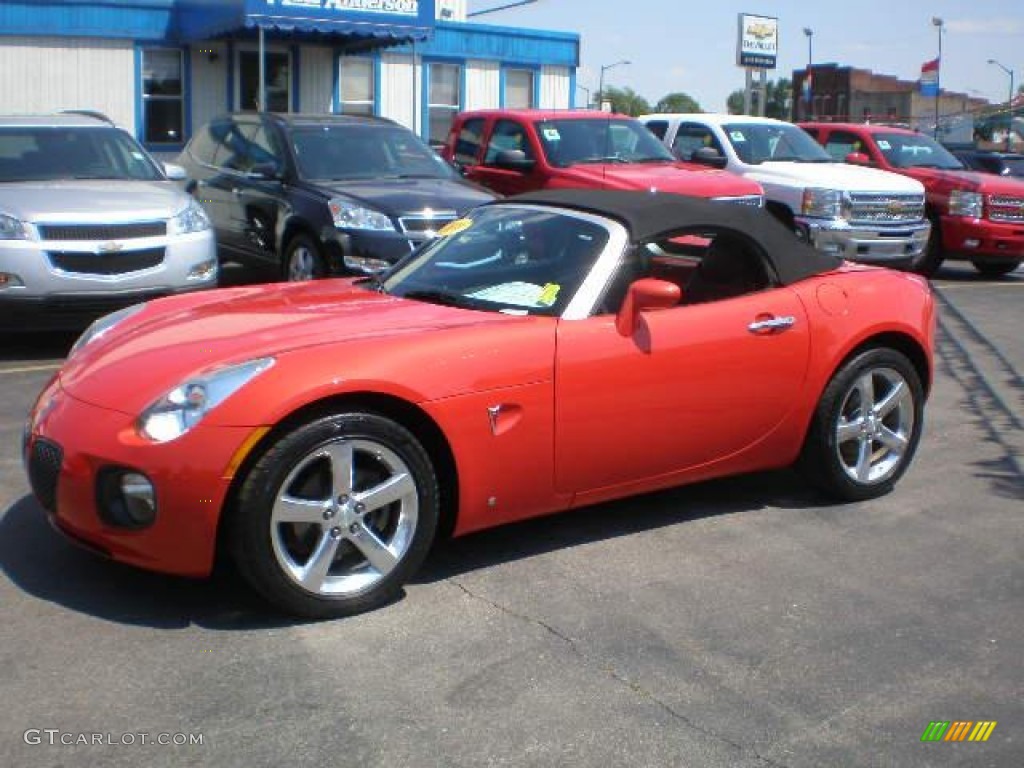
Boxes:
[736,13,778,116]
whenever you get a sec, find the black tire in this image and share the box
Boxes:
[971,260,1021,278]
[909,217,944,277]
[799,348,924,502]
[283,233,327,282]
[229,412,439,619]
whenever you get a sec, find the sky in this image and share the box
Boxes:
[468,0,1023,112]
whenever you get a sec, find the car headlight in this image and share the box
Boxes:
[948,189,983,218]
[0,212,28,240]
[328,198,395,231]
[69,303,147,357]
[168,198,211,235]
[801,188,843,219]
[138,357,275,443]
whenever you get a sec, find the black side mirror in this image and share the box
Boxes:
[492,149,535,172]
[247,162,281,180]
[690,146,728,169]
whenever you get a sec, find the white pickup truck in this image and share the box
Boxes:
[638,114,931,266]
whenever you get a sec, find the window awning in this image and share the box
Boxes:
[177,0,436,45]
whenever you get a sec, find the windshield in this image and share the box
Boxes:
[723,122,833,164]
[1004,157,1024,177]
[0,126,164,182]
[291,124,457,181]
[536,118,675,167]
[874,132,963,170]
[381,206,611,316]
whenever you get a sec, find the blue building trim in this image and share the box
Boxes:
[373,55,382,116]
[290,43,300,113]
[331,49,341,114]
[133,45,144,141]
[183,44,192,140]
[532,68,541,109]
[0,0,176,42]
[134,43,189,153]
[419,61,430,141]
[569,68,577,109]
[498,67,505,108]
[396,21,578,68]
[226,40,235,110]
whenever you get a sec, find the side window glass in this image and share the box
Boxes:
[454,117,485,167]
[245,123,284,172]
[484,120,533,164]
[645,120,668,140]
[187,125,219,165]
[824,131,864,161]
[672,123,720,160]
[210,121,251,172]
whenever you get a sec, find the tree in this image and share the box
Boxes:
[726,78,792,119]
[601,85,651,117]
[654,92,702,114]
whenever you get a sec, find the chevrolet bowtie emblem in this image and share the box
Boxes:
[97,241,124,253]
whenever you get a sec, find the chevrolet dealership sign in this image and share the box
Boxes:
[736,13,778,69]
[265,0,420,16]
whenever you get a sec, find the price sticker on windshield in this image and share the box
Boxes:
[877,140,891,150]
[437,219,472,237]
[730,131,747,142]
[537,283,561,306]
[542,128,561,141]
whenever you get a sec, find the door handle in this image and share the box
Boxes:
[748,315,796,334]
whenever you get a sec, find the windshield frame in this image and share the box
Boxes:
[0,125,165,182]
[873,131,964,170]
[722,121,833,165]
[534,118,676,168]
[381,204,628,320]
[289,123,458,182]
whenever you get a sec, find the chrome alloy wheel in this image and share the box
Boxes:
[269,438,419,596]
[834,367,915,485]
[287,244,317,281]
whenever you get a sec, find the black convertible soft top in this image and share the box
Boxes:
[491,189,843,286]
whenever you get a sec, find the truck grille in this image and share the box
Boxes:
[988,195,1024,223]
[848,193,924,224]
[398,211,458,240]
[38,222,167,240]
[27,437,63,513]
[49,247,165,275]
[712,195,764,207]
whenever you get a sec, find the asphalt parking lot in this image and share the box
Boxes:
[1,264,1021,767]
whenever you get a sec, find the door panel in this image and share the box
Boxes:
[554,288,810,493]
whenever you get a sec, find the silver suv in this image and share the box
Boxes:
[0,113,217,330]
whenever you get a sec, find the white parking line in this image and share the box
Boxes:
[0,363,62,375]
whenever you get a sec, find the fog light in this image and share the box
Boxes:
[0,272,24,288]
[343,254,390,273]
[96,468,157,529]
[963,239,980,249]
[187,258,218,281]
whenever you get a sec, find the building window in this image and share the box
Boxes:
[428,62,461,147]
[504,69,534,108]
[339,57,375,115]
[141,49,184,144]
[238,50,291,112]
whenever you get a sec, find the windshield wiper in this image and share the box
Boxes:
[632,156,672,163]
[358,274,388,294]
[400,289,476,308]
[573,156,630,164]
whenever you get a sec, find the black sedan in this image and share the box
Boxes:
[177,113,495,280]
[951,148,1024,179]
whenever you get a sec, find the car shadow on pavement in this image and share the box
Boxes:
[1,471,824,627]
[0,331,77,363]
[0,495,302,631]
[417,469,825,584]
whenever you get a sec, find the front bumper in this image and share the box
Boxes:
[939,216,1024,262]
[795,216,931,265]
[0,230,217,328]
[23,376,257,578]
[320,227,436,275]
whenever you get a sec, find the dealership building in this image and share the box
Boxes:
[0,0,579,151]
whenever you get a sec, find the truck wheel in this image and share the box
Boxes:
[971,260,1021,278]
[909,218,943,277]
[284,234,327,281]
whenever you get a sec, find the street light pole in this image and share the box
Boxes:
[598,60,630,112]
[932,17,943,139]
[576,83,591,109]
[803,28,813,120]
[467,0,539,17]
[988,58,1016,152]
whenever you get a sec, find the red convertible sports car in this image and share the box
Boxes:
[24,190,935,618]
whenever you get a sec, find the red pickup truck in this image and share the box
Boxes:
[802,122,1024,277]
[442,109,764,206]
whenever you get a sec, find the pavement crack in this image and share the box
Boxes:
[449,579,790,768]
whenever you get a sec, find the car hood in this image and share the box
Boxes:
[0,180,189,223]
[61,280,535,413]
[747,162,925,194]
[561,163,763,197]
[308,177,495,215]
[898,166,1024,195]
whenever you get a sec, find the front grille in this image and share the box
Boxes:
[712,195,764,207]
[848,193,925,224]
[28,437,63,513]
[988,195,1024,223]
[38,222,167,241]
[398,212,458,239]
[49,247,165,275]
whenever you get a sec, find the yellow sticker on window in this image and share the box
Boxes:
[537,283,561,306]
[437,218,472,237]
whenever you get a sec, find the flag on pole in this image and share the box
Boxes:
[802,69,813,102]
[920,57,940,97]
